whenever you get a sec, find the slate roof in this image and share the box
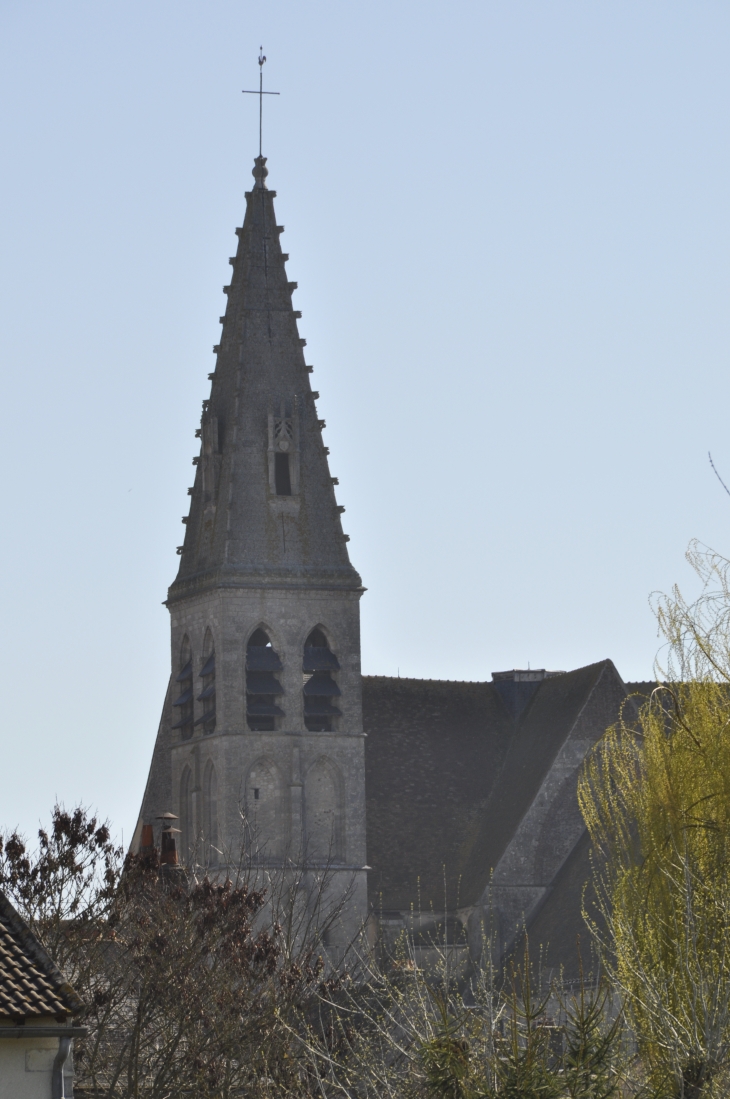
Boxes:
[512,829,598,982]
[626,681,658,702]
[363,676,511,911]
[0,890,84,1020]
[362,661,619,913]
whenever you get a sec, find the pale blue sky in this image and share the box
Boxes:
[1,1,729,842]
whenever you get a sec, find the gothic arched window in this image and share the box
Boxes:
[246,758,284,860]
[303,628,341,732]
[180,765,193,862]
[246,629,284,732]
[203,760,219,867]
[172,636,194,739]
[195,629,216,734]
[305,757,343,862]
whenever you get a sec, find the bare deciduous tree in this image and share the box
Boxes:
[0,805,349,1098]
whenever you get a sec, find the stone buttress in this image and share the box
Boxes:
[133,156,367,943]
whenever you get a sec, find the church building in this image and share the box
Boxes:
[134,152,648,972]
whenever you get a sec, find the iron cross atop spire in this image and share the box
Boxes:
[242,48,280,158]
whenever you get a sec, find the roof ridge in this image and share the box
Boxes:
[362,675,488,685]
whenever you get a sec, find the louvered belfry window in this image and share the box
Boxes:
[246,629,284,732]
[172,637,194,739]
[303,628,341,732]
[195,642,216,734]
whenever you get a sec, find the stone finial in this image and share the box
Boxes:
[252,155,269,189]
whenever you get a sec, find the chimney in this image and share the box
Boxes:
[157,813,180,865]
[491,669,565,723]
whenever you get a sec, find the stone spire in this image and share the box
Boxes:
[171,155,361,603]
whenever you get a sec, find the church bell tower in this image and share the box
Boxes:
[133,152,368,937]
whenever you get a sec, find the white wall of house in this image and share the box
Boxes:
[0,1035,73,1099]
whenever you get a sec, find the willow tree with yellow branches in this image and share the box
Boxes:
[578,542,730,1099]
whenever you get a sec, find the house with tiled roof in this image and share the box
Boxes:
[0,890,85,1099]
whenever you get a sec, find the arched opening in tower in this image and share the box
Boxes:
[195,630,216,734]
[246,629,284,731]
[303,628,341,733]
[172,636,194,739]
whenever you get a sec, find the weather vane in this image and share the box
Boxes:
[242,48,280,158]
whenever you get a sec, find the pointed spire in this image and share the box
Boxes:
[169,158,361,603]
